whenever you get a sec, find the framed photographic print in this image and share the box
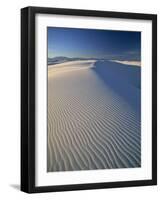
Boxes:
[21,6,157,193]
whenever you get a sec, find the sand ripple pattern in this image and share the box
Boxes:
[47,61,141,172]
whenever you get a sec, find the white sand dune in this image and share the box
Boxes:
[47,60,141,172]
[48,60,95,76]
[111,60,141,67]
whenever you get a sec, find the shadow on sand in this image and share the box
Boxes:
[92,60,141,116]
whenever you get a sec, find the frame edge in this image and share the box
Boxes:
[21,7,36,193]
[21,7,30,193]
[152,14,157,185]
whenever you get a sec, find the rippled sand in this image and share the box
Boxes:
[47,60,141,172]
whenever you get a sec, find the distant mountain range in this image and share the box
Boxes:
[48,56,102,65]
[48,56,141,66]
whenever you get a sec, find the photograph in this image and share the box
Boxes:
[21,6,157,193]
[47,27,141,172]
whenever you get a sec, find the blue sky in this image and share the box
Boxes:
[48,27,141,61]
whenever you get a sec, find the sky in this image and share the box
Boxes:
[48,27,141,61]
